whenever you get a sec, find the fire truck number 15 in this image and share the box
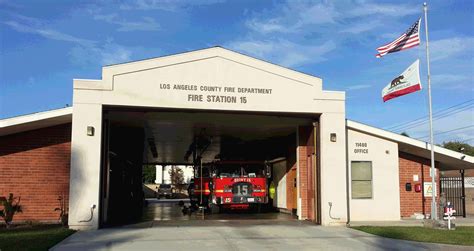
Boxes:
[237,185,249,196]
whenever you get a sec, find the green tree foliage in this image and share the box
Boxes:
[442,141,474,157]
[400,132,410,137]
[169,166,185,193]
[0,193,22,228]
[142,165,156,184]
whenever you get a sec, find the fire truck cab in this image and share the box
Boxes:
[193,160,271,212]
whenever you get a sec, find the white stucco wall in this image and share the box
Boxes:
[319,113,348,225]
[272,161,287,209]
[70,47,346,229]
[68,103,102,229]
[348,129,400,221]
[73,48,345,114]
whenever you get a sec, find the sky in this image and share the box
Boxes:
[0,0,473,144]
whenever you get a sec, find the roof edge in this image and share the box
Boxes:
[99,46,323,89]
[0,107,73,129]
[346,119,474,164]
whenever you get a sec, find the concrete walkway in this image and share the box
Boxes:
[349,217,474,227]
[52,220,472,251]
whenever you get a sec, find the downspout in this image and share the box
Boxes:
[296,127,301,219]
[345,119,351,226]
[313,122,319,224]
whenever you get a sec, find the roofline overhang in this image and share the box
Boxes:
[0,107,73,136]
[347,119,474,170]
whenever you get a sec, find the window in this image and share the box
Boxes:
[351,161,372,199]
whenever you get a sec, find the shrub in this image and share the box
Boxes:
[0,193,23,228]
[54,195,68,226]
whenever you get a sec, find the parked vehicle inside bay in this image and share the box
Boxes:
[191,160,271,213]
[157,184,173,199]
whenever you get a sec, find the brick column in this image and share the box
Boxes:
[298,126,315,220]
[399,152,440,218]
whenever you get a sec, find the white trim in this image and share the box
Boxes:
[78,47,330,93]
[103,47,323,85]
[0,107,73,136]
[346,120,474,165]
[73,79,104,90]
[0,107,72,128]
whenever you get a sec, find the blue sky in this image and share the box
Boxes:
[1,0,473,143]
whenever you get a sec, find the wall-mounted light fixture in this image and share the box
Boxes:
[330,133,337,142]
[87,126,95,136]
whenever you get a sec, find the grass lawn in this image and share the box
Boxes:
[352,226,474,246]
[0,224,76,251]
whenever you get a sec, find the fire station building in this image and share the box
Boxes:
[1,47,473,230]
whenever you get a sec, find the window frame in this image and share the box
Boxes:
[351,161,373,199]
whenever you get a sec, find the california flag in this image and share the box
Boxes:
[382,59,422,102]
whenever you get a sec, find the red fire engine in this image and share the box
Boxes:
[192,160,271,212]
[191,163,212,208]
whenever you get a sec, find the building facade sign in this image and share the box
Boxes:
[354,142,368,154]
[159,83,273,104]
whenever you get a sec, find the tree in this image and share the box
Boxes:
[400,132,410,137]
[169,166,185,193]
[0,193,22,228]
[442,141,474,157]
[142,165,156,184]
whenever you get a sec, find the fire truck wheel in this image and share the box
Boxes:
[210,204,220,214]
[250,204,262,213]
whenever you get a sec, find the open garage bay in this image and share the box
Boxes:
[141,199,295,225]
[101,108,317,227]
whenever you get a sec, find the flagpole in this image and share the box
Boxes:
[423,2,437,220]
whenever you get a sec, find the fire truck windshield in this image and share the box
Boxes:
[216,164,265,178]
[194,165,211,178]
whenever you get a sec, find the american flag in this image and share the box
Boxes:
[376,19,421,58]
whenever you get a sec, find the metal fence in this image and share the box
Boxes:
[440,176,466,217]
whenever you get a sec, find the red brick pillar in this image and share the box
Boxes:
[298,126,316,220]
[399,152,440,218]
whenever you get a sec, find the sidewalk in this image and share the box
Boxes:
[349,217,474,227]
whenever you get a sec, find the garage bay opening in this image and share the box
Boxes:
[99,107,319,227]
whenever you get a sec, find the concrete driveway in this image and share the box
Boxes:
[52,220,472,251]
[52,200,471,250]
